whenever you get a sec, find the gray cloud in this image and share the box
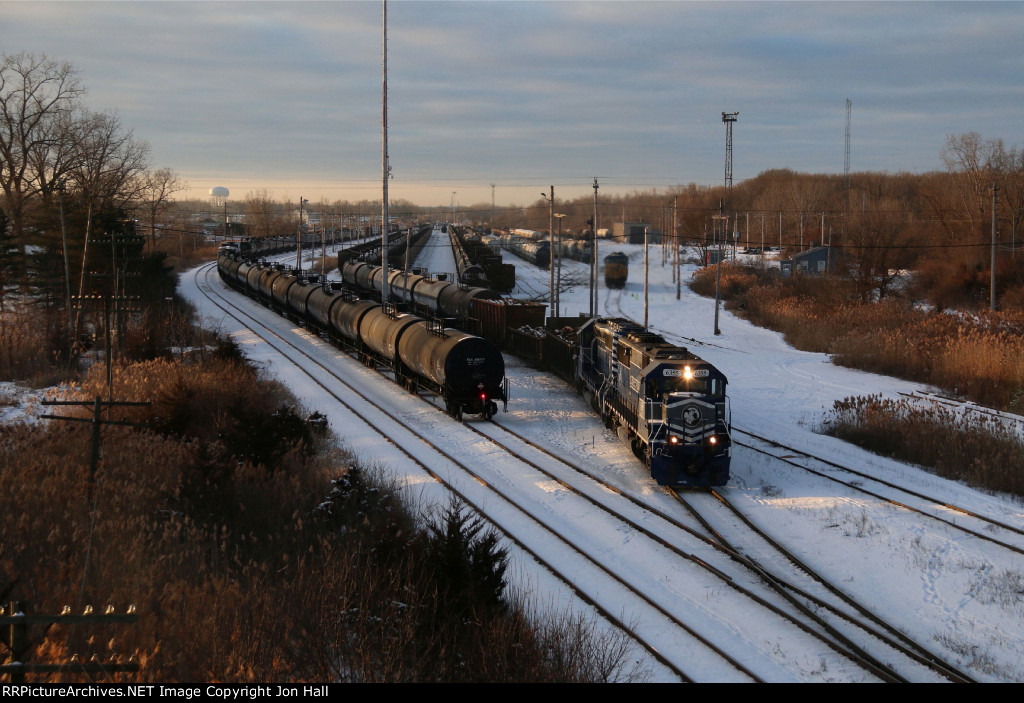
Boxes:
[1,0,1020,203]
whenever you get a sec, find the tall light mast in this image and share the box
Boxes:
[845,98,852,213]
[715,112,738,336]
[381,0,390,304]
[591,177,599,318]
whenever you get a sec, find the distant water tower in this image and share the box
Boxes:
[209,186,229,207]
[209,187,230,239]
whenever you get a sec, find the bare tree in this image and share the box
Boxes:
[939,132,1003,241]
[69,109,150,212]
[991,144,1024,253]
[244,189,287,239]
[843,197,915,302]
[0,52,83,243]
[137,167,185,250]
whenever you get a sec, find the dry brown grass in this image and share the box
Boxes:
[822,395,1024,498]
[2,353,644,683]
[0,305,70,386]
[689,264,1024,413]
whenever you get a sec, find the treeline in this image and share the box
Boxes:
[0,51,185,288]
[0,53,186,378]
[497,135,1023,309]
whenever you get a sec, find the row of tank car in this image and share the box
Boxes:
[222,230,346,259]
[492,228,629,291]
[499,230,551,269]
[334,257,731,487]
[222,231,727,486]
[334,223,433,270]
[218,232,507,420]
[449,226,516,293]
[221,224,428,264]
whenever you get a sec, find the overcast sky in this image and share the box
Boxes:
[2,1,1021,207]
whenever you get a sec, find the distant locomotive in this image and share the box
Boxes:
[218,250,508,419]
[547,317,730,486]
[603,252,629,289]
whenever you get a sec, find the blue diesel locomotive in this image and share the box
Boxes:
[574,318,731,486]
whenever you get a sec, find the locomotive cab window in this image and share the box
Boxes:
[659,369,724,398]
[661,375,708,395]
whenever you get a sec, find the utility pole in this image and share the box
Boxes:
[992,181,999,311]
[1,601,138,683]
[845,98,852,213]
[554,212,566,317]
[71,295,141,398]
[297,197,307,271]
[544,186,554,313]
[40,396,151,496]
[761,213,765,256]
[674,196,681,300]
[712,208,728,336]
[718,112,738,336]
[644,226,650,328]
[57,179,72,331]
[591,177,599,318]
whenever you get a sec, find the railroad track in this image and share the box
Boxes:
[733,427,1024,558]
[603,288,746,354]
[193,262,767,682]
[192,259,995,681]
[898,390,1024,429]
[474,415,973,683]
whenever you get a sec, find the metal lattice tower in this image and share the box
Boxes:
[722,112,738,204]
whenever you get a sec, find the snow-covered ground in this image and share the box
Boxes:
[10,234,1022,681]
[531,244,1024,681]
[412,226,458,275]
[188,240,1024,682]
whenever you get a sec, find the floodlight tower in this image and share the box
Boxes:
[715,112,738,336]
[722,112,738,204]
[381,0,390,304]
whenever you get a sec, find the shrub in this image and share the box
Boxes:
[2,352,643,683]
[821,395,1024,497]
[689,263,1024,412]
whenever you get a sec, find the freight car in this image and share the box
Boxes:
[545,317,730,486]
[339,261,505,321]
[450,226,516,293]
[556,237,592,264]
[603,252,629,289]
[218,251,508,419]
[449,226,489,286]
[335,224,432,269]
[500,233,551,269]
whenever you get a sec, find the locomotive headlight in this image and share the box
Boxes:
[670,435,679,444]
[683,366,693,380]
[708,436,718,445]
